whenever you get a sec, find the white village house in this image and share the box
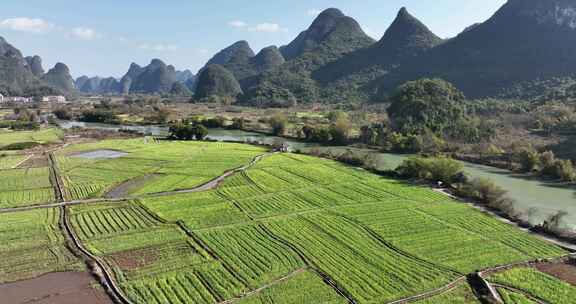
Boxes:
[0,93,4,103]
[42,96,66,103]
[4,96,33,103]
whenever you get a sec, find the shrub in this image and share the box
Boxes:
[53,108,73,120]
[329,117,352,145]
[169,122,209,140]
[269,114,288,136]
[517,148,541,172]
[231,117,246,130]
[456,178,515,215]
[2,142,40,150]
[396,156,463,184]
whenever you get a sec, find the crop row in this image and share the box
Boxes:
[0,208,80,283]
[199,224,304,287]
[218,173,266,200]
[0,188,55,208]
[68,201,252,303]
[109,240,210,281]
[235,191,319,218]
[337,199,566,273]
[0,128,62,148]
[141,192,249,229]
[238,270,347,304]
[57,139,267,198]
[419,203,567,259]
[0,167,52,192]
[265,213,456,303]
[414,283,480,304]
[123,262,246,304]
[70,203,160,240]
[496,288,535,304]
[0,154,27,169]
[63,182,107,201]
[489,267,576,303]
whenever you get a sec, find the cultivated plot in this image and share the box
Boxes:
[4,140,569,304]
[0,208,81,283]
[56,139,266,200]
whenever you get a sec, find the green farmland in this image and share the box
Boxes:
[0,166,56,208]
[0,138,573,303]
[0,208,82,283]
[0,128,63,149]
[55,139,266,200]
[489,267,576,303]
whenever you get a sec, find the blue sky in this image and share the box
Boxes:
[0,0,507,78]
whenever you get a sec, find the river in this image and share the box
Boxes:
[57,121,576,228]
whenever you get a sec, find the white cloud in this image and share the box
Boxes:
[139,43,178,52]
[69,27,100,40]
[0,17,54,33]
[307,9,322,16]
[251,23,287,33]
[228,20,247,28]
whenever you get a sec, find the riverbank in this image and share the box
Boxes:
[291,148,576,249]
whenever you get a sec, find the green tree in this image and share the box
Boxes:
[387,78,465,135]
[517,149,541,172]
[194,125,209,140]
[329,116,352,145]
[327,110,348,123]
[396,156,463,184]
[231,117,246,130]
[269,114,288,136]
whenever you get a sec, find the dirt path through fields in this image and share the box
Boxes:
[536,261,576,286]
[0,272,113,304]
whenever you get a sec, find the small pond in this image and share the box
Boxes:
[73,149,129,160]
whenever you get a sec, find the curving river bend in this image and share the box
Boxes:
[58,121,576,229]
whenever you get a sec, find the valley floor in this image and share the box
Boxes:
[0,137,574,303]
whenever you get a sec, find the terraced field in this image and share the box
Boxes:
[1,139,573,304]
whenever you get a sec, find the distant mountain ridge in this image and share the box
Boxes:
[195,64,242,99]
[0,37,58,96]
[198,41,284,90]
[3,0,576,102]
[376,0,576,98]
[311,7,443,103]
[42,63,76,94]
[240,8,375,106]
[76,61,195,95]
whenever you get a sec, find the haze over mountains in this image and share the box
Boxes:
[1,0,575,103]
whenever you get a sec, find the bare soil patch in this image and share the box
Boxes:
[0,272,113,304]
[105,173,161,198]
[109,246,162,270]
[536,261,576,286]
[17,155,48,168]
[109,241,197,272]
